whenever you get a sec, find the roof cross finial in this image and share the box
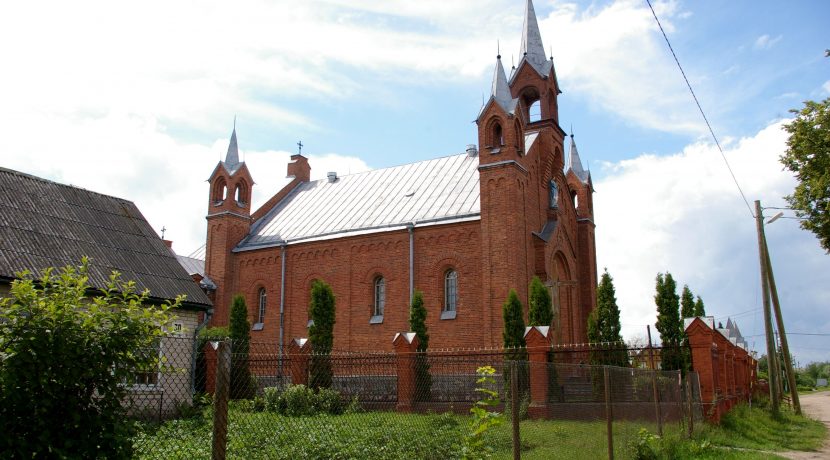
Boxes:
[297,140,304,155]
[160,226,167,239]
[233,115,236,131]
[497,40,500,58]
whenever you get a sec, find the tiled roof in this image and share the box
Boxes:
[239,152,481,250]
[0,167,211,308]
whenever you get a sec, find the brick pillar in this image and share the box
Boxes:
[735,350,748,402]
[524,326,552,419]
[287,338,311,386]
[686,318,719,422]
[393,332,420,413]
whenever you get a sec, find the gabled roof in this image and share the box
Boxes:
[0,167,212,309]
[238,153,481,250]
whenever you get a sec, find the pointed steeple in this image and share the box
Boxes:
[491,55,513,112]
[567,133,589,183]
[224,125,240,173]
[520,0,552,76]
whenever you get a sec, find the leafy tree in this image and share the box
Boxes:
[309,279,335,389]
[693,295,706,317]
[0,260,177,459]
[229,294,254,399]
[680,285,695,319]
[587,269,628,367]
[528,276,553,327]
[781,97,830,252]
[655,272,684,372]
[408,290,431,401]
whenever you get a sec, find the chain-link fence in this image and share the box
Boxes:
[127,339,702,459]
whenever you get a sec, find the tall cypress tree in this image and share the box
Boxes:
[229,294,254,399]
[693,296,706,317]
[409,290,431,401]
[502,289,528,402]
[655,273,684,371]
[680,285,695,319]
[528,276,553,327]
[309,279,335,389]
[588,269,628,367]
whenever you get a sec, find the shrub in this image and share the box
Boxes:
[461,366,504,459]
[282,384,317,416]
[309,280,335,390]
[409,290,432,402]
[315,387,344,415]
[629,428,658,460]
[0,260,177,459]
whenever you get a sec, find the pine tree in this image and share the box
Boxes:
[655,272,684,371]
[229,294,254,399]
[409,290,431,401]
[309,279,335,389]
[528,276,553,327]
[693,296,706,316]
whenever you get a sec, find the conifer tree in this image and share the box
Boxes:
[309,279,335,389]
[528,276,553,327]
[502,289,528,401]
[229,294,254,399]
[587,269,628,366]
[409,290,431,401]
[693,296,706,317]
[655,273,684,371]
[680,285,695,319]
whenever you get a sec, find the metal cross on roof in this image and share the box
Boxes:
[297,140,303,155]
[160,226,167,239]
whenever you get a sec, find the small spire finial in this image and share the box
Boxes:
[233,115,236,131]
[497,40,501,59]
[297,140,304,155]
[570,124,573,138]
[160,226,167,239]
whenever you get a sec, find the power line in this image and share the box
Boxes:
[645,0,754,219]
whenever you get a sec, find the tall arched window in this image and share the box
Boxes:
[373,277,385,317]
[444,269,458,315]
[257,288,267,324]
[493,123,504,146]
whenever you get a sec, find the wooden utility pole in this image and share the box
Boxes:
[754,200,780,415]
[763,220,801,414]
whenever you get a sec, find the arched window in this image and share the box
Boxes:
[373,277,385,317]
[213,178,228,204]
[444,269,458,314]
[528,100,541,122]
[257,288,267,324]
[235,183,246,204]
[493,123,504,146]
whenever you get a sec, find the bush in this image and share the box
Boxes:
[0,260,177,459]
[261,384,347,417]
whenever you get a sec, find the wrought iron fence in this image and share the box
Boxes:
[127,339,702,459]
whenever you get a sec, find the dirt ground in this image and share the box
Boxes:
[779,391,830,459]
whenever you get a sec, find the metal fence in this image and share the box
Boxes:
[127,339,702,459]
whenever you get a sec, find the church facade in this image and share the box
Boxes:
[204,0,597,353]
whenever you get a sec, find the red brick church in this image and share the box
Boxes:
[203,0,597,353]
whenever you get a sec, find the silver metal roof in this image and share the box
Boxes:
[238,153,481,250]
[520,0,553,77]
[224,127,241,174]
[491,56,516,113]
[566,134,589,183]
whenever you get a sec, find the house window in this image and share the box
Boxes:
[442,269,458,320]
[127,340,161,388]
[371,277,385,324]
[258,288,267,323]
[549,180,558,209]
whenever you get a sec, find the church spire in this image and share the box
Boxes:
[520,0,552,76]
[224,125,240,172]
[567,133,589,183]
[491,54,513,112]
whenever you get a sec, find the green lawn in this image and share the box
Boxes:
[133,404,825,460]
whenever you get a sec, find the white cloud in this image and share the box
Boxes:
[822,80,830,94]
[539,0,707,135]
[594,120,830,363]
[754,34,782,50]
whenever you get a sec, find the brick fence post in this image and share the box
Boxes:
[524,326,551,419]
[287,338,311,386]
[393,332,420,413]
[686,317,720,422]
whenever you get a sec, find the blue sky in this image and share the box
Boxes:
[1,0,828,363]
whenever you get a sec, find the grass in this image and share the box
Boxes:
[133,403,826,460]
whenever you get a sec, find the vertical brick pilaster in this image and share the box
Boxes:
[287,338,311,386]
[524,326,552,418]
[686,318,719,422]
[393,332,420,412]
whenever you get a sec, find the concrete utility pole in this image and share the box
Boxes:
[755,200,780,415]
[763,216,801,414]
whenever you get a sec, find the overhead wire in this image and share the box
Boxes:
[645,0,755,218]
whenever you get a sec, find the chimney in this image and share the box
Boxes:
[163,239,173,249]
[327,171,338,183]
[287,154,311,182]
